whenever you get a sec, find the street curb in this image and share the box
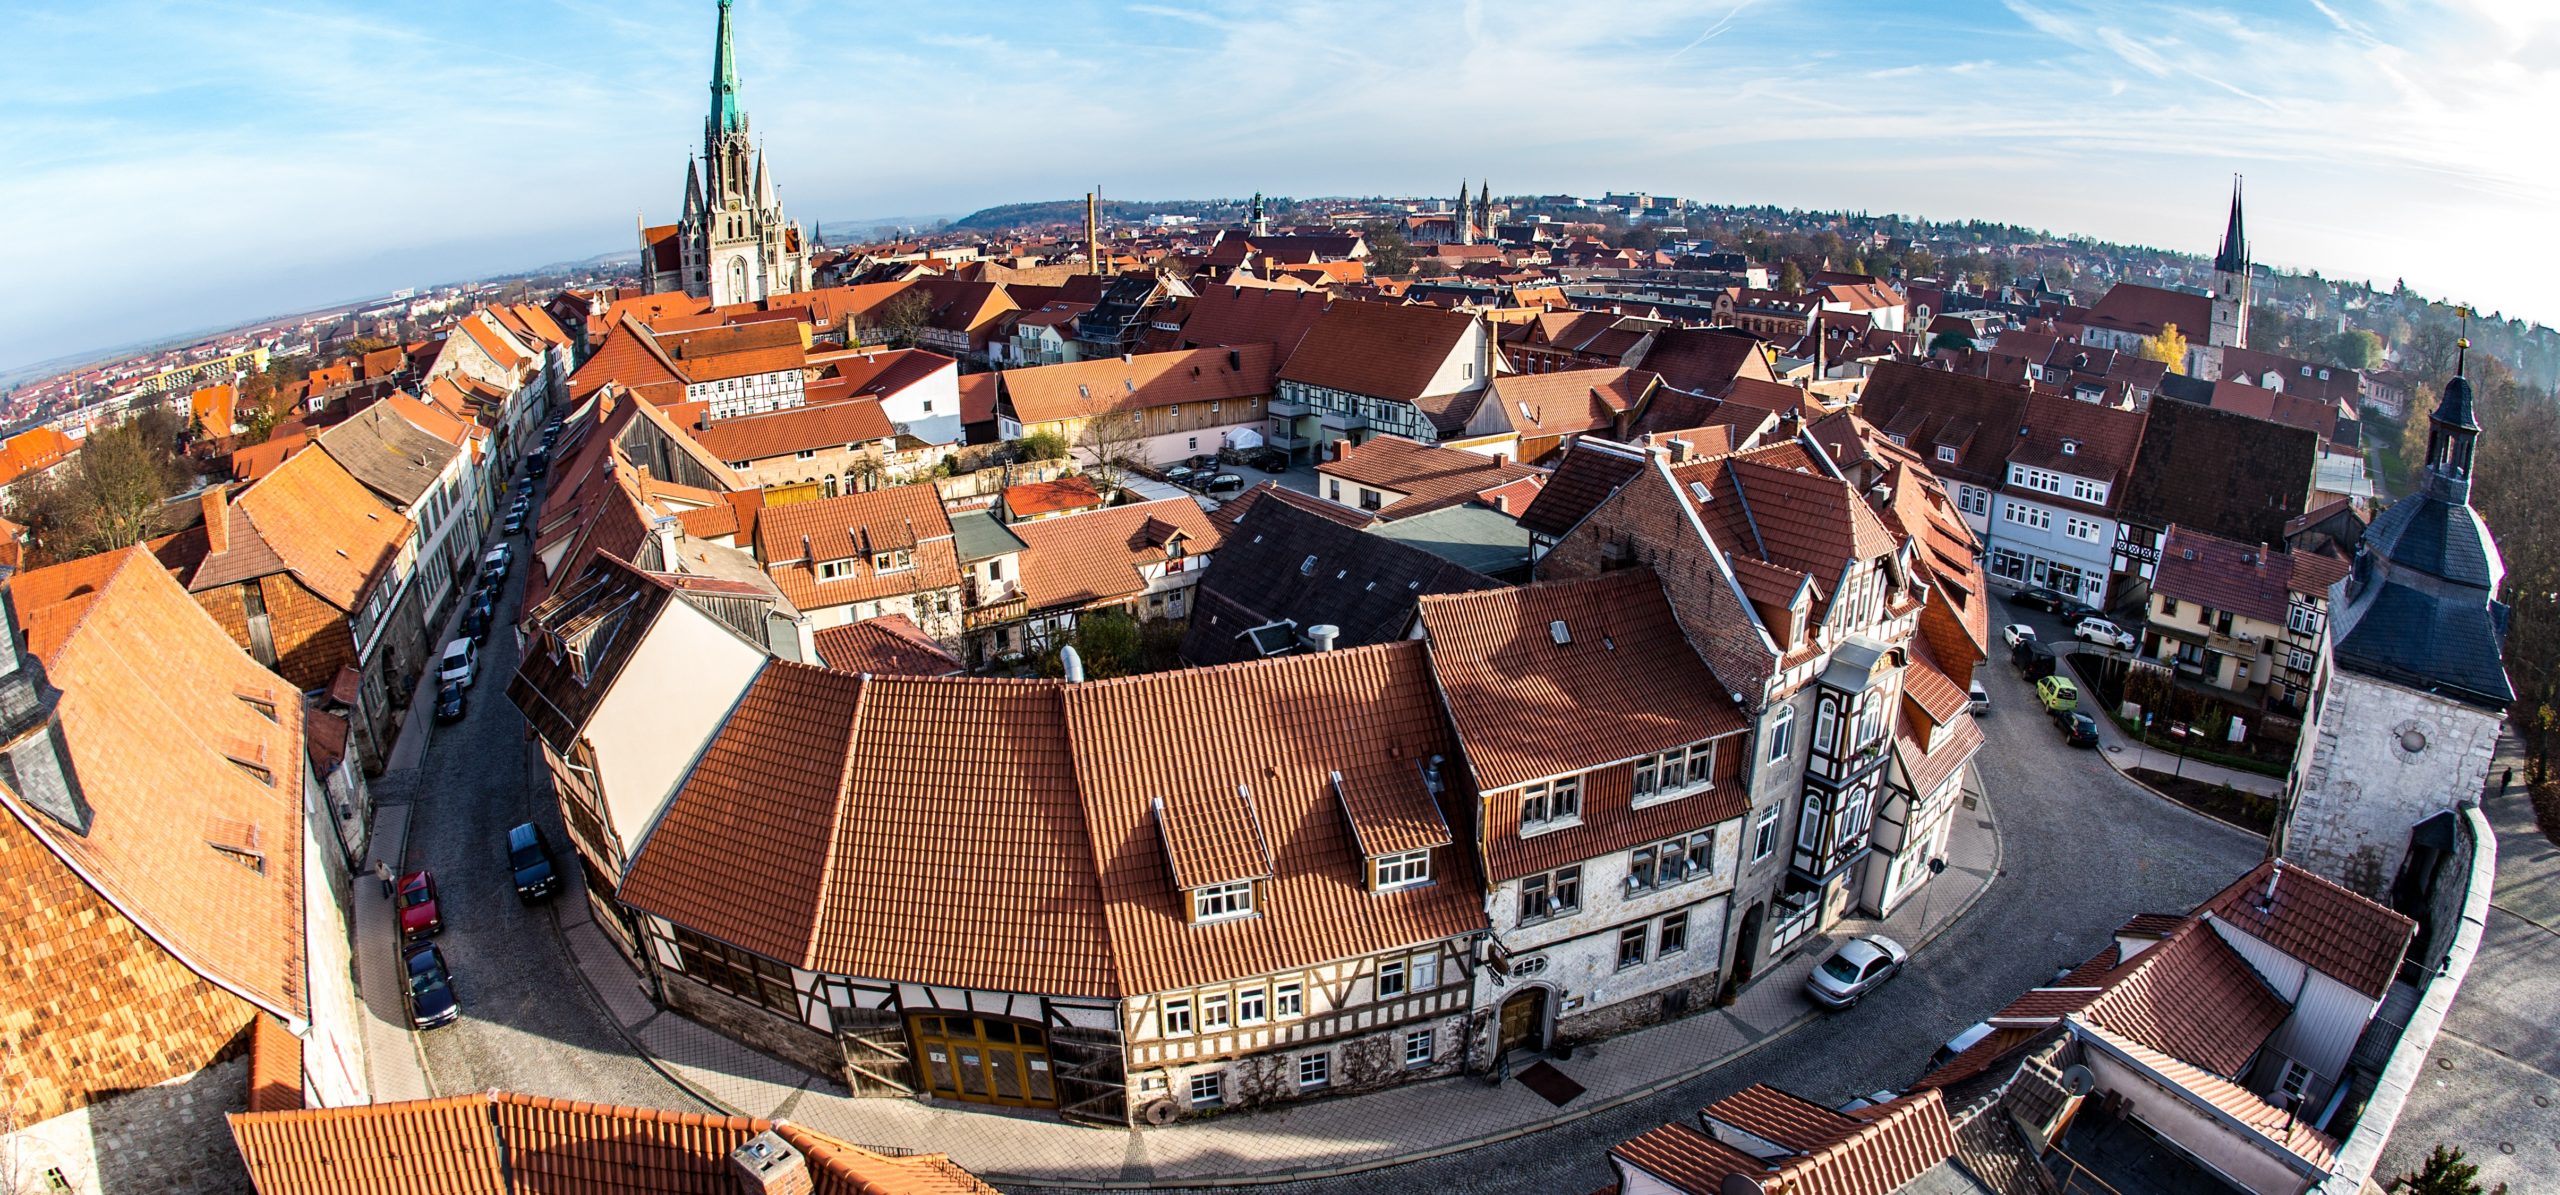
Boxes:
[377,802,442,1101]
[2053,645,2277,844]
[539,799,2015,1190]
[987,793,2015,1191]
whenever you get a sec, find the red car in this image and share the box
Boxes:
[397,871,443,940]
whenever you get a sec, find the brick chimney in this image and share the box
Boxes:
[202,486,231,556]
[726,1130,812,1195]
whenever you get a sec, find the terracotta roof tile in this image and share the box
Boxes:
[2079,1026,2339,1171]
[2198,859,2415,1000]
[1319,434,1544,520]
[2155,526,2334,627]
[2078,920,2288,1078]
[1010,498,1221,612]
[1518,439,1649,539]
[1277,299,1477,403]
[812,614,964,677]
[1333,764,1455,858]
[1616,1086,1958,1195]
[230,447,412,610]
[1173,285,1331,360]
[754,485,961,612]
[1002,476,1109,519]
[1002,344,1274,427]
[1153,786,1276,888]
[690,397,894,465]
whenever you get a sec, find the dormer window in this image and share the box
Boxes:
[1936,445,1956,463]
[1519,774,1582,831]
[873,548,915,573]
[1192,881,1256,922]
[1373,849,1432,889]
[2060,438,2079,455]
[817,559,856,581]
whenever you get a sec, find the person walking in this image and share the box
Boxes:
[375,858,396,899]
[2502,767,2515,795]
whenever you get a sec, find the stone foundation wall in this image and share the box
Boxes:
[1556,970,1723,1046]
[2,1056,252,1195]
[657,971,843,1083]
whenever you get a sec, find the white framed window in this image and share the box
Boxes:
[1201,991,1231,1031]
[1299,1052,1331,1088]
[1753,804,1781,861]
[2288,604,2320,634]
[2277,1059,2314,1103]
[1936,445,1957,463]
[2064,516,2103,543]
[2071,478,2107,504]
[1376,959,1408,999]
[1274,980,1305,1019]
[1193,881,1256,922]
[1189,1072,1224,1106]
[1404,1029,1435,1067]
[1767,705,1795,762]
[1632,740,1718,805]
[1412,952,1440,990]
[1518,865,1583,924]
[1162,998,1193,1037]
[1374,849,1432,889]
[873,548,915,573]
[817,559,856,581]
[1616,925,1649,970]
[1660,911,1690,954]
[1629,830,1716,891]
[1237,986,1268,1025]
[2002,501,2052,531]
[1519,774,1582,830]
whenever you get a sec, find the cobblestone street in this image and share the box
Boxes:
[374,572,2265,1191]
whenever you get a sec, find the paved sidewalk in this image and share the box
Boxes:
[2057,646,2284,799]
[554,784,2003,1186]
[350,802,435,1104]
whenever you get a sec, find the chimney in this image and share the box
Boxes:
[1307,624,1339,652]
[202,485,231,556]
[1666,437,1693,464]
[1493,451,1510,466]
[651,514,684,571]
[1061,644,1086,683]
[727,1130,813,1195]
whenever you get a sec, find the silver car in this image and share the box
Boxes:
[1804,934,1909,1009]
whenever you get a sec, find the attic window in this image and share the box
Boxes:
[1549,620,1572,645]
[206,817,265,873]
[2061,439,2079,455]
[1936,445,1957,464]
[236,692,279,723]
[1688,481,1711,503]
[1300,554,1319,576]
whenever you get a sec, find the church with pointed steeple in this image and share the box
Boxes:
[2280,337,2512,898]
[639,0,810,305]
[2208,176,2251,351]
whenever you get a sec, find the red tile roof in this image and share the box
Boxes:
[1008,498,1221,612]
[812,614,964,676]
[1484,368,1658,437]
[1152,786,1276,888]
[1278,299,1478,402]
[2084,282,2210,342]
[1614,1087,1958,1195]
[2077,920,2288,1078]
[689,397,894,465]
[753,485,960,612]
[2155,526,2346,626]
[2198,859,2415,1000]
[1002,475,1109,519]
[1002,344,1275,427]
[1319,434,1544,520]
[1173,284,1331,360]
[228,1090,998,1195]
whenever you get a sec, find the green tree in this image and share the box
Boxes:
[4,411,192,564]
[2396,1144,2506,1195]
[1928,329,1974,355]
[1777,260,1806,295]
[2325,328,2384,370]
[2401,382,2439,475]
[1016,429,1069,461]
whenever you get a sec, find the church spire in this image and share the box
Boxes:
[2214,174,2247,275]
[2426,315,2482,504]
[710,0,743,134]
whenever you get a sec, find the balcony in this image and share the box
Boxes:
[965,595,1027,631]
[1266,398,1311,417]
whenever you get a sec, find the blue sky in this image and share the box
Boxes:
[4,0,2554,374]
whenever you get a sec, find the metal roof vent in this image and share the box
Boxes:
[1549,620,1572,645]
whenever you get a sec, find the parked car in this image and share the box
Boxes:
[507,821,561,903]
[483,544,512,583]
[438,638,477,689]
[396,871,443,939]
[2073,616,2135,650]
[1968,680,1990,715]
[2014,639,2056,682]
[1163,465,1195,486]
[2035,674,2080,712]
[526,451,548,478]
[434,681,468,725]
[2001,623,2037,650]
[503,509,527,536]
[462,590,497,641]
[1249,448,1290,474]
[2052,708,2101,748]
[1203,473,1247,498]
[404,942,460,1029]
[2012,586,2068,613]
[2057,598,2104,621]
[1804,934,1909,1009]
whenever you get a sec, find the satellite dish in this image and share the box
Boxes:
[2062,1064,2097,1097]
[1721,1175,1765,1195]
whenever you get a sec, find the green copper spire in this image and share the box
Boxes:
[710,0,742,134]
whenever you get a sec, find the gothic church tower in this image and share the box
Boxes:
[2208,176,2250,353]
[648,0,811,305]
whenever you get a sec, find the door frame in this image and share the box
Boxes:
[1497,984,1553,1055]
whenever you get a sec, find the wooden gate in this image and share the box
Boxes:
[836,1005,917,1096]
[1045,1014,1129,1127]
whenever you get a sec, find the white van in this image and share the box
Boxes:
[1968,680,1990,715]
[439,638,478,689]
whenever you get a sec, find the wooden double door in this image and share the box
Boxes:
[909,1013,1058,1108]
[1499,987,1548,1054]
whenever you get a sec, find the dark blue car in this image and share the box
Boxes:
[508,822,561,903]
[405,942,459,1028]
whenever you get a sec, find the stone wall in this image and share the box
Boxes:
[2282,671,2501,897]
[1556,970,1724,1045]
[2,1056,252,1195]
[656,970,843,1083]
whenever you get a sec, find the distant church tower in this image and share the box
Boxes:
[2281,341,2512,898]
[2207,176,2250,357]
[641,0,811,305]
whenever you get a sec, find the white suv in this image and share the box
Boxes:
[439,638,478,688]
[2074,616,2135,651]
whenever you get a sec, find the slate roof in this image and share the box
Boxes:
[2198,859,2415,1001]
[812,614,964,676]
[947,507,1028,563]
[2118,394,2317,542]
[1277,299,1477,402]
[227,1091,997,1195]
[314,402,459,508]
[2329,467,2512,708]
[1180,485,1500,668]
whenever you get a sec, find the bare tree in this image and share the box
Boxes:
[1071,392,1146,493]
[865,289,933,348]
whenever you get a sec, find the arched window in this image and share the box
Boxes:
[1814,701,1837,758]
[1767,705,1795,763]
